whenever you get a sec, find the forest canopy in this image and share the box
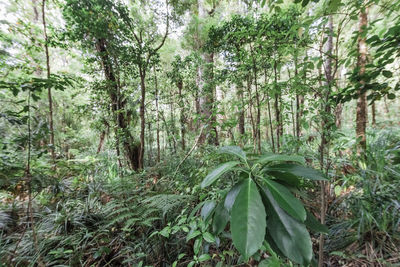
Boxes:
[1,0,400,266]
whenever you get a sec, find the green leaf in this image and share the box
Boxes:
[218,146,247,162]
[201,161,240,188]
[257,154,305,165]
[267,164,327,181]
[231,178,266,261]
[304,210,328,234]
[302,0,310,7]
[194,238,202,255]
[224,181,244,212]
[261,186,312,265]
[159,227,171,238]
[263,179,306,222]
[382,70,393,78]
[259,258,281,267]
[201,200,216,221]
[203,232,216,243]
[266,170,300,187]
[198,254,211,262]
[212,201,229,234]
[186,230,201,242]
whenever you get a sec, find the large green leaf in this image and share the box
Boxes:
[212,201,229,235]
[201,161,240,188]
[304,210,328,234]
[257,154,305,165]
[224,181,244,212]
[201,200,216,221]
[266,170,300,187]
[218,146,247,162]
[263,179,306,222]
[267,163,327,181]
[231,178,266,261]
[261,186,312,265]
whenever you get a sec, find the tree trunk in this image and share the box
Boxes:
[237,85,245,136]
[197,0,218,146]
[42,0,55,163]
[177,80,186,150]
[97,131,106,154]
[273,58,281,152]
[371,102,376,127]
[250,44,261,154]
[265,69,275,152]
[335,103,343,128]
[199,52,219,145]
[169,91,177,153]
[139,68,146,169]
[96,38,139,170]
[155,70,161,163]
[318,14,334,267]
[356,3,368,156]
[294,46,303,146]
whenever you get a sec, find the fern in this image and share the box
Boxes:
[143,194,195,217]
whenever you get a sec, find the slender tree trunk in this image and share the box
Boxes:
[169,91,177,153]
[237,85,245,136]
[177,81,186,150]
[246,76,256,148]
[294,47,303,148]
[25,90,44,267]
[371,102,376,127]
[273,58,280,152]
[147,118,153,163]
[250,44,261,153]
[335,103,343,128]
[42,0,55,163]
[155,70,161,162]
[318,15,334,267]
[139,68,146,169]
[265,69,275,152]
[97,131,106,154]
[356,4,368,156]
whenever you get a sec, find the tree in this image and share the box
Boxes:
[356,1,368,155]
[41,0,55,164]
[63,0,141,169]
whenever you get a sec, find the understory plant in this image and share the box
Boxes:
[200,146,328,265]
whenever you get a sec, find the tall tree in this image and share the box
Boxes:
[356,2,368,155]
[128,0,169,169]
[63,0,140,169]
[196,0,219,146]
[41,0,55,163]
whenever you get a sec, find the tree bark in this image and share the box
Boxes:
[42,0,55,163]
[371,102,376,127]
[250,43,261,153]
[273,58,281,152]
[177,80,186,150]
[155,69,161,162]
[97,131,106,154]
[96,38,139,170]
[356,4,368,156]
[139,68,146,169]
[318,15,334,267]
[197,0,218,146]
[237,85,245,137]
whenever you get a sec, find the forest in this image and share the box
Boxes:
[0,0,399,266]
